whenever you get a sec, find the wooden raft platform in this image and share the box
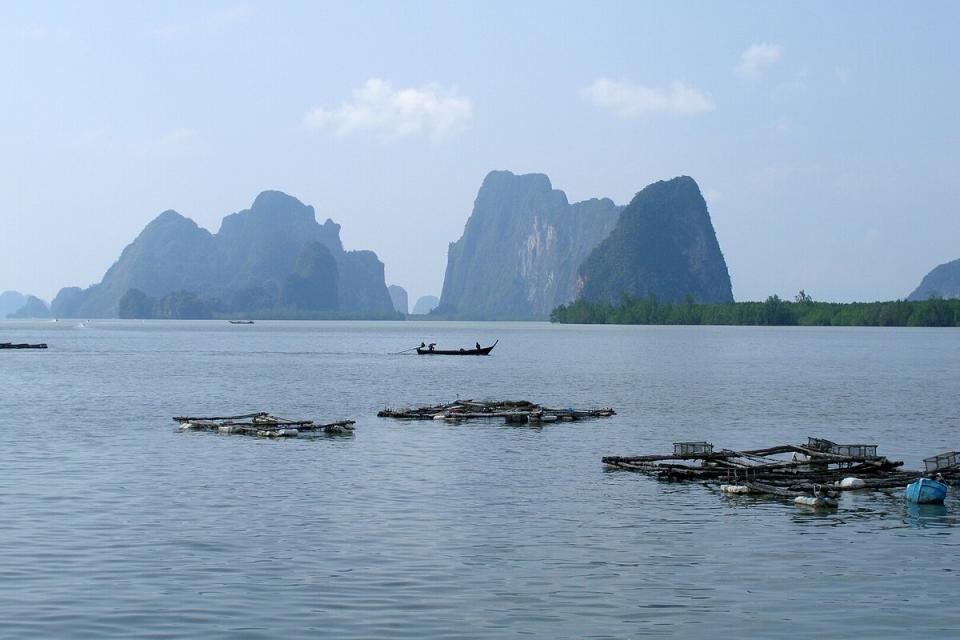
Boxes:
[173,412,355,438]
[1,342,48,349]
[602,438,930,499]
[377,399,616,424]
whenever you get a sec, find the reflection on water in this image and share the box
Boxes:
[0,320,959,639]
[905,501,955,528]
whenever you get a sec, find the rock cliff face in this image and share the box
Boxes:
[908,258,960,300]
[388,285,408,314]
[54,191,394,318]
[577,176,733,304]
[439,171,622,318]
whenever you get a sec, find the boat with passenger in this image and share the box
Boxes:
[416,340,498,355]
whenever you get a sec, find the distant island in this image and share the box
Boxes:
[388,285,408,315]
[0,291,29,317]
[51,191,399,320]
[1,291,54,319]
[552,293,960,327]
[5,295,52,319]
[412,295,439,315]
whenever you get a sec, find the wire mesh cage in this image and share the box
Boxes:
[807,438,877,458]
[807,437,837,452]
[673,441,713,456]
[831,444,879,458]
[924,451,960,473]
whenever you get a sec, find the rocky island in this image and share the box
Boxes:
[52,191,397,319]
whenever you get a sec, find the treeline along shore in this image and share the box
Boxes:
[550,294,960,327]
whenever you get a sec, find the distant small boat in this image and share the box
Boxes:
[0,342,48,349]
[416,340,498,356]
[229,320,255,325]
[905,478,947,504]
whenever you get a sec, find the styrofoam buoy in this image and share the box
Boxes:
[794,495,837,508]
[720,484,751,494]
[839,477,866,489]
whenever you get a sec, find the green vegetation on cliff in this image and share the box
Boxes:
[551,293,960,327]
[118,289,211,319]
[577,176,732,305]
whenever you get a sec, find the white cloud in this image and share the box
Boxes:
[735,43,783,78]
[581,78,714,117]
[304,79,472,139]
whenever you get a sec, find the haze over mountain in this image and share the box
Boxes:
[908,258,960,301]
[52,191,395,319]
[577,176,733,304]
[438,171,621,319]
[0,291,30,318]
[5,295,51,319]
[412,295,440,315]
[388,285,408,315]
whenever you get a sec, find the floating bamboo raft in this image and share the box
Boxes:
[1,342,48,349]
[602,437,940,503]
[173,412,355,438]
[377,399,615,424]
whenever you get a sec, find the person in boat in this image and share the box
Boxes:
[420,342,426,348]
[475,342,481,351]
[428,343,435,352]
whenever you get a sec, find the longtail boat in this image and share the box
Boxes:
[416,340,498,356]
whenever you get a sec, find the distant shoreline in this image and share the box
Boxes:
[550,296,960,327]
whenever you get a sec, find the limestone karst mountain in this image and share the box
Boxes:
[908,258,960,300]
[388,285,409,315]
[53,191,395,318]
[6,295,51,319]
[438,171,622,319]
[438,171,733,318]
[0,291,30,317]
[577,176,733,304]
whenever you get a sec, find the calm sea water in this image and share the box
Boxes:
[1,320,959,638]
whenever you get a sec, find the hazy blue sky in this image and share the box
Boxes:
[2,1,958,304]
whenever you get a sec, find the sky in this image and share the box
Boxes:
[2,1,958,305]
